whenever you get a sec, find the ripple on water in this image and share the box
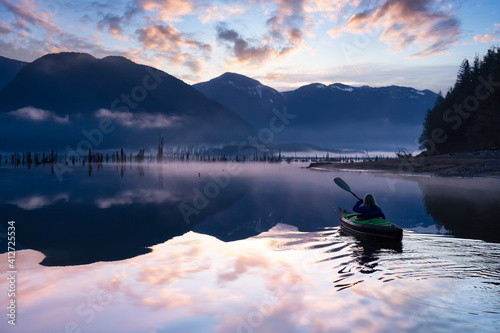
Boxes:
[267,226,500,328]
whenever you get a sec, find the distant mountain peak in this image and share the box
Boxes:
[211,72,263,89]
[193,72,287,127]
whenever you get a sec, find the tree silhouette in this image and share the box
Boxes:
[420,46,500,153]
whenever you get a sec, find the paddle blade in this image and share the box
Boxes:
[334,177,351,192]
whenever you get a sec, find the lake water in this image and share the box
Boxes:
[1,162,499,332]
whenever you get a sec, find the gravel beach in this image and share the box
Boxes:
[308,150,500,177]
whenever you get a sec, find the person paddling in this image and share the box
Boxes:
[353,193,385,219]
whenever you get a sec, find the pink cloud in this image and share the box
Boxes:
[473,34,499,43]
[0,0,60,34]
[198,4,245,24]
[141,0,194,22]
[0,24,11,34]
[328,0,461,58]
[135,24,211,74]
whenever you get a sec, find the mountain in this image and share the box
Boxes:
[284,83,436,125]
[193,72,286,128]
[0,52,254,150]
[0,55,27,89]
[195,75,437,151]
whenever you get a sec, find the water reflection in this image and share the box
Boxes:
[416,176,500,242]
[1,163,500,267]
[2,225,499,333]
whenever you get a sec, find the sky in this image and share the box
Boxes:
[0,0,499,93]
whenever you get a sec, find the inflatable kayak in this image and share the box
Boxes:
[339,208,403,242]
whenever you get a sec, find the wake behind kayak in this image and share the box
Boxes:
[339,208,403,242]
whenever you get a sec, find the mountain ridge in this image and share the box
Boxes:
[0,55,27,89]
[0,52,255,150]
[194,72,438,150]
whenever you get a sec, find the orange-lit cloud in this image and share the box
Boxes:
[135,24,211,74]
[328,0,460,58]
[198,4,245,24]
[141,0,194,22]
[264,72,290,81]
[305,0,361,20]
[473,23,500,43]
[136,24,185,51]
[473,34,499,43]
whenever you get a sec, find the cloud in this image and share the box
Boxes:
[473,34,499,43]
[9,194,69,210]
[198,4,245,24]
[494,23,500,35]
[328,0,461,58]
[305,0,361,21]
[216,24,274,64]
[472,23,500,43]
[95,108,186,129]
[136,24,183,50]
[136,24,211,53]
[137,289,192,311]
[97,14,124,38]
[0,0,61,34]
[95,189,179,209]
[140,0,194,22]
[0,24,11,34]
[216,0,311,65]
[135,24,211,74]
[8,107,70,123]
[0,1,124,62]
[264,72,290,81]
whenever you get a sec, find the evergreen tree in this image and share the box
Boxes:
[420,46,500,153]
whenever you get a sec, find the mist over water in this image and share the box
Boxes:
[1,162,499,332]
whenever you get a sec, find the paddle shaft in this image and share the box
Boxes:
[348,191,362,201]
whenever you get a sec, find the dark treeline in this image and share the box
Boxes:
[419,46,500,154]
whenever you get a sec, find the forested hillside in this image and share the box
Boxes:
[419,46,500,153]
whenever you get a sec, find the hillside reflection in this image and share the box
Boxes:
[417,177,500,242]
[1,163,500,267]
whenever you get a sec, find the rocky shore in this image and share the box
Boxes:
[308,150,500,177]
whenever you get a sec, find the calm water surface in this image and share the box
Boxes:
[0,162,499,332]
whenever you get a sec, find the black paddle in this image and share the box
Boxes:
[334,177,362,201]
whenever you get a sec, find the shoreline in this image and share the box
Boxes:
[308,151,500,178]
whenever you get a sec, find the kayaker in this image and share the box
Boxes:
[353,193,386,219]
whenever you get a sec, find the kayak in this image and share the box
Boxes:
[339,208,403,242]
